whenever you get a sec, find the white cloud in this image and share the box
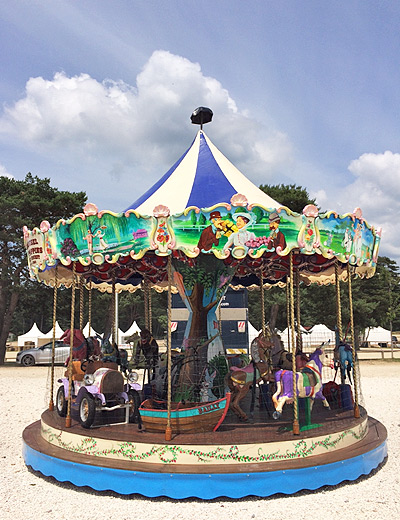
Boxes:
[0,50,293,209]
[0,164,13,178]
[315,151,400,264]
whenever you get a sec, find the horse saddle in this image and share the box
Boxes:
[301,367,317,387]
[230,364,255,375]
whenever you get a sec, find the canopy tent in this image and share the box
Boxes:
[248,321,260,347]
[363,326,391,345]
[306,324,336,347]
[82,322,100,338]
[121,321,141,339]
[42,321,64,340]
[125,130,280,216]
[280,325,311,350]
[18,323,45,347]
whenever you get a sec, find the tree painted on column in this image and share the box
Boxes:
[173,255,235,389]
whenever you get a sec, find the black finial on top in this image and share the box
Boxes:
[190,107,213,130]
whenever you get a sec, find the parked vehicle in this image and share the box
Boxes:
[56,360,142,429]
[16,340,69,366]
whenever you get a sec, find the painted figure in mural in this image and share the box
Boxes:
[96,226,108,250]
[133,329,159,378]
[82,230,94,255]
[324,232,333,248]
[266,212,287,251]
[197,211,225,252]
[352,221,363,258]
[223,213,256,253]
[342,228,353,254]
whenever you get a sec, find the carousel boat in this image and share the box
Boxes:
[139,393,231,434]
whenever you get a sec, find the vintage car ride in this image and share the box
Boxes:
[56,360,142,428]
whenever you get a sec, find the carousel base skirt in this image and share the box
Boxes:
[22,410,387,499]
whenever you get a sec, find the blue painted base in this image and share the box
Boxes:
[23,438,387,499]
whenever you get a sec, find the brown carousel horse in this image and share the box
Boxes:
[225,332,273,421]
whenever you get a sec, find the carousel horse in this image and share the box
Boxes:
[334,341,353,383]
[272,348,310,371]
[61,328,101,365]
[225,332,273,421]
[272,343,331,420]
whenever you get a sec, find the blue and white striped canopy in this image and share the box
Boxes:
[125,130,279,215]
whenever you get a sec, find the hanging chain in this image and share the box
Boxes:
[165,255,173,441]
[259,268,266,337]
[296,269,302,352]
[144,278,149,330]
[286,277,291,351]
[79,276,84,331]
[88,280,92,337]
[335,261,343,340]
[347,263,360,418]
[148,280,152,334]
[49,266,58,411]
[112,270,116,345]
[290,252,300,434]
[66,263,76,428]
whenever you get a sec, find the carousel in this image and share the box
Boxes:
[22,108,387,499]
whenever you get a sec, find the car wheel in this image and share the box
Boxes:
[128,389,142,424]
[21,354,35,366]
[79,393,96,428]
[56,386,67,417]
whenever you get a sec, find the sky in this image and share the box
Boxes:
[1,1,400,263]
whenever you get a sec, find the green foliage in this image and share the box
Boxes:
[190,211,197,226]
[259,183,317,213]
[252,206,264,223]
[0,174,87,363]
[208,354,229,399]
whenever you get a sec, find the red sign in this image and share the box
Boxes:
[238,321,246,333]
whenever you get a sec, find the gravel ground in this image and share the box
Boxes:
[1,361,399,520]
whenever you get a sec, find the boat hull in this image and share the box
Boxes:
[139,393,231,434]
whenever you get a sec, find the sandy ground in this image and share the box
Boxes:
[1,361,399,520]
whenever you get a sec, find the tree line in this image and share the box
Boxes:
[1,175,399,364]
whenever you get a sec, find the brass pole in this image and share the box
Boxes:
[144,279,149,330]
[165,255,173,441]
[290,252,300,434]
[66,263,76,428]
[335,261,343,341]
[148,282,153,334]
[111,271,116,345]
[88,281,92,337]
[49,266,58,411]
[286,278,291,351]
[260,268,266,337]
[347,264,360,418]
[79,276,84,331]
[295,269,302,352]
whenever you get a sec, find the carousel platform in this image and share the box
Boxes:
[23,400,387,499]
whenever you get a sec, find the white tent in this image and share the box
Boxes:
[248,322,260,347]
[120,321,141,343]
[364,327,391,345]
[18,323,45,347]
[307,324,335,346]
[280,325,311,350]
[82,322,100,338]
[42,321,64,340]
